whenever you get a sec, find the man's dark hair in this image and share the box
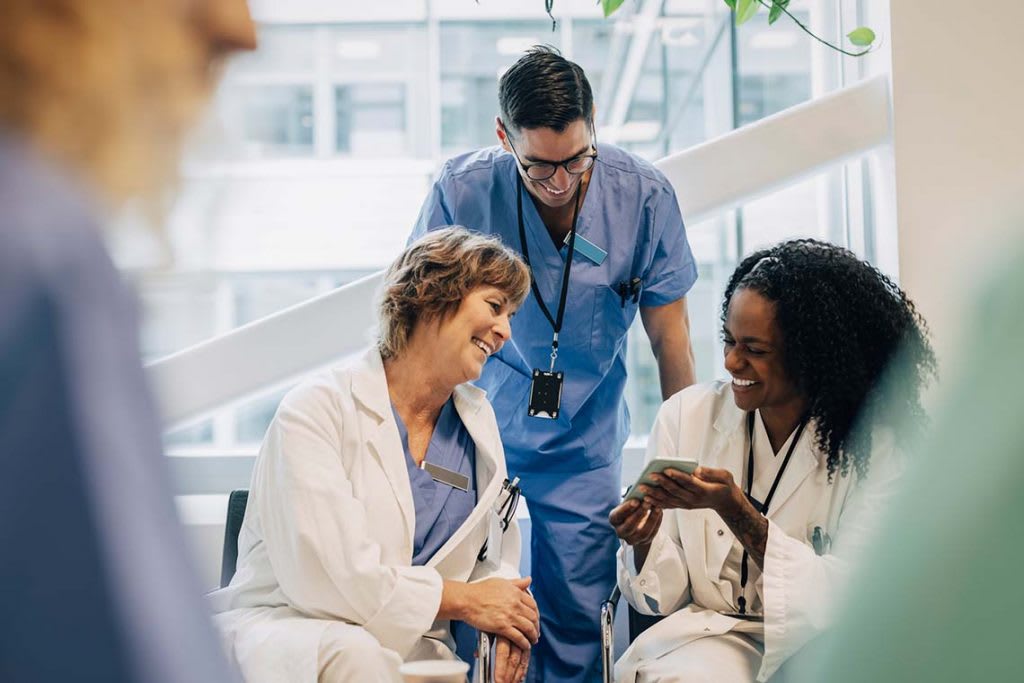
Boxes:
[498,45,594,133]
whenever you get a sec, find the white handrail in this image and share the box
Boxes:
[150,271,383,429]
[149,76,891,428]
[656,75,891,224]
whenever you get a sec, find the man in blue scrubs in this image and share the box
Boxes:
[410,46,697,682]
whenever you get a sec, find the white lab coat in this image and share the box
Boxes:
[210,349,521,682]
[615,382,902,682]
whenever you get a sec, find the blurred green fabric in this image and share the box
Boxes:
[801,243,1024,682]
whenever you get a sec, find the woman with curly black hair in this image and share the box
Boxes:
[609,239,935,683]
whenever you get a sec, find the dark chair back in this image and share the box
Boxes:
[219,489,249,588]
[629,608,662,641]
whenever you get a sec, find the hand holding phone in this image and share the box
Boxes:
[624,458,699,502]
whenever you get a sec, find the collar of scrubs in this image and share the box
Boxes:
[515,172,582,343]
[392,398,477,564]
[507,152,600,306]
[391,399,474,486]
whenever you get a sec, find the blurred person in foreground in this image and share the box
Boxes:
[609,240,935,682]
[795,240,1024,682]
[0,1,255,681]
[212,228,539,683]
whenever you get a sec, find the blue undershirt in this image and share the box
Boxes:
[392,398,477,565]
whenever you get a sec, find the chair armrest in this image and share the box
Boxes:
[600,586,621,683]
[477,631,492,683]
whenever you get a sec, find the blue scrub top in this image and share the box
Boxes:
[411,144,697,474]
[392,398,477,565]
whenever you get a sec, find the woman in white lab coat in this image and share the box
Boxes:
[211,227,538,683]
[610,240,935,682]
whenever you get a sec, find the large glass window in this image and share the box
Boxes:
[336,83,408,156]
[126,1,893,462]
[439,21,560,152]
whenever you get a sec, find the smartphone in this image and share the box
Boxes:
[624,458,699,502]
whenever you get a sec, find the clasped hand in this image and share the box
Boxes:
[461,577,537,683]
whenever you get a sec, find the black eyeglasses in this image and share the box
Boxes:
[504,126,598,182]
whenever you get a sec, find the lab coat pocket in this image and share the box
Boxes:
[592,284,640,357]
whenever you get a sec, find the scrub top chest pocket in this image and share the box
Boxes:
[592,282,641,355]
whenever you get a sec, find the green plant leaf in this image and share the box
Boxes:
[768,0,790,25]
[723,0,737,10]
[847,26,876,46]
[602,0,626,17]
[736,0,760,25]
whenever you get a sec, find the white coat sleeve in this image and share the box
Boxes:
[617,398,692,616]
[758,436,905,680]
[253,382,443,659]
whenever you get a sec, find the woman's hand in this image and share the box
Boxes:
[609,498,662,546]
[447,577,539,652]
[638,466,742,516]
[643,466,770,568]
[494,635,529,683]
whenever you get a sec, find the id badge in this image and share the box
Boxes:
[528,369,563,419]
[563,232,607,265]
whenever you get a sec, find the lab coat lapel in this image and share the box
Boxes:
[703,404,820,602]
[427,383,501,568]
[703,404,746,587]
[760,421,819,519]
[350,350,416,550]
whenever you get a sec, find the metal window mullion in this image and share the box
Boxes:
[426,2,442,162]
[314,25,336,159]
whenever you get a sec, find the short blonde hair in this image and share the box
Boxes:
[378,227,531,360]
[0,0,207,201]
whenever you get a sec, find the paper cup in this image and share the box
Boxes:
[398,659,469,683]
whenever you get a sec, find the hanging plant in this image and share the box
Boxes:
[726,0,875,56]
[542,0,876,56]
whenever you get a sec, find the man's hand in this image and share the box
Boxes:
[494,636,529,683]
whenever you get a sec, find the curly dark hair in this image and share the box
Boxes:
[721,239,936,479]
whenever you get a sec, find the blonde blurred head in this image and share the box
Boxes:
[0,0,255,201]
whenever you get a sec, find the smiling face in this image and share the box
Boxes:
[426,286,515,385]
[722,288,805,417]
[497,118,594,210]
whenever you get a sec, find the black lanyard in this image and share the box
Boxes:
[737,410,808,615]
[515,173,582,370]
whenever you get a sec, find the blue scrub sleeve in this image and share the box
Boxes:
[638,184,698,308]
[410,164,455,245]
